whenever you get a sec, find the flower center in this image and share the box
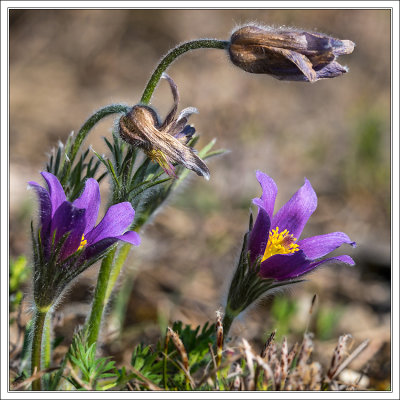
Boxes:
[147,149,177,178]
[262,227,299,262]
[77,234,87,251]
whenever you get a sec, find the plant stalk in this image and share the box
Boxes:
[86,247,117,348]
[31,308,48,391]
[104,243,132,304]
[43,312,52,369]
[140,39,229,105]
[222,308,237,343]
[61,104,131,186]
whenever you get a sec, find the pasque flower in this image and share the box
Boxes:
[119,73,210,179]
[28,171,140,307]
[249,171,356,280]
[229,25,355,82]
[223,171,355,337]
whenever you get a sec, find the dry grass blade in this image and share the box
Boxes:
[254,354,276,391]
[330,339,370,380]
[11,366,60,390]
[66,361,92,391]
[175,359,195,389]
[304,294,317,334]
[228,362,243,390]
[261,329,276,358]
[197,353,243,387]
[216,310,224,366]
[129,366,163,391]
[279,337,289,389]
[208,342,218,371]
[242,338,255,390]
[167,327,189,371]
[327,334,353,379]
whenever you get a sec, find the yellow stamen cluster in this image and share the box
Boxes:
[77,234,87,251]
[147,149,176,177]
[262,227,299,262]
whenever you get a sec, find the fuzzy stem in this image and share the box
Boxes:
[104,243,132,304]
[222,308,237,342]
[140,39,229,105]
[31,308,48,391]
[42,312,52,369]
[61,104,131,186]
[86,247,117,348]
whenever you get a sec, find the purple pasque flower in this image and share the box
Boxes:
[28,171,140,265]
[249,171,355,281]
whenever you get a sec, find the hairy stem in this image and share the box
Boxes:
[42,312,52,369]
[140,39,229,105]
[86,248,117,348]
[222,309,237,343]
[31,308,48,391]
[61,104,131,186]
[104,243,132,304]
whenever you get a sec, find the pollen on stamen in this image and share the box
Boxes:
[77,234,87,251]
[262,227,299,261]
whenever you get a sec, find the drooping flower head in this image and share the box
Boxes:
[28,172,140,307]
[119,73,210,179]
[249,171,355,280]
[228,25,355,82]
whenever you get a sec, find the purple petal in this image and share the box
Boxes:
[298,232,356,260]
[115,231,141,246]
[72,178,100,234]
[259,250,310,281]
[81,237,119,262]
[315,61,348,79]
[160,73,179,130]
[311,255,355,268]
[81,232,140,262]
[284,255,355,279]
[253,171,277,218]
[249,205,271,263]
[50,201,86,260]
[28,181,52,236]
[85,202,135,245]
[41,172,66,217]
[271,178,317,239]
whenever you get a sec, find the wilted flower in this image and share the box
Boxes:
[28,171,140,307]
[249,171,355,280]
[119,73,210,179]
[228,24,355,82]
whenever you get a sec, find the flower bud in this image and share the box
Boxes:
[228,24,355,82]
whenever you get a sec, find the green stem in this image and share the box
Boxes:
[31,307,48,391]
[104,243,132,303]
[86,248,117,348]
[42,312,52,369]
[86,242,133,348]
[61,104,131,186]
[140,39,229,105]
[222,308,238,343]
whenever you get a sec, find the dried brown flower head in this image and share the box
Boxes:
[119,73,210,179]
[229,24,355,82]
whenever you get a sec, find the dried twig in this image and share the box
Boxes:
[330,339,370,380]
[11,366,59,391]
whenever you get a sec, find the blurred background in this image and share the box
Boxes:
[9,9,391,389]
